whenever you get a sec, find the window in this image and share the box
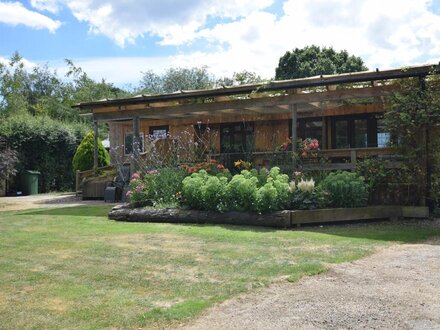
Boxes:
[354,119,368,148]
[376,117,391,147]
[124,132,144,155]
[220,122,254,153]
[331,114,389,149]
[149,125,169,139]
[289,118,323,142]
[334,119,349,148]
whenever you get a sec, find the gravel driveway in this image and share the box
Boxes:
[0,193,109,211]
[185,237,440,330]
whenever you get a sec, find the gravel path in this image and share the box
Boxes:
[0,193,109,211]
[185,238,440,330]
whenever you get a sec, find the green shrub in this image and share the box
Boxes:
[147,167,187,206]
[72,132,110,172]
[255,167,289,213]
[256,182,280,213]
[0,114,89,192]
[227,170,258,211]
[181,166,290,213]
[127,167,188,207]
[182,170,229,212]
[318,171,368,208]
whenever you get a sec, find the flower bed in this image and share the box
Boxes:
[108,204,429,228]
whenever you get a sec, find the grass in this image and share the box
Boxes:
[0,205,438,329]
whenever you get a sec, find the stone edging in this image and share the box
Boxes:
[108,205,429,228]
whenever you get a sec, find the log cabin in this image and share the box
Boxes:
[74,64,439,175]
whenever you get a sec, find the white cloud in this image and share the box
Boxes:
[56,0,440,81]
[65,0,273,47]
[0,55,38,71]
[30,0,61,14]
[50,57,172,86]
[175,0,440,77]
[0,1,61,32]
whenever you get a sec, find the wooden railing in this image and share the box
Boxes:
[210,147,400,171]
[75,165,115,196]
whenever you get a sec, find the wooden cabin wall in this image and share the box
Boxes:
[105,103,384,159]
[254,120,289,152]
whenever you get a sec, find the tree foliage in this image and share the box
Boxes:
[275,45,368,80]
[72,132,110,173]
[0,113,89,192]
[216,70,265,86]
[383,73,440,207]
[140,66,215,94]
[139,67,266,94]
[0,136,18,183]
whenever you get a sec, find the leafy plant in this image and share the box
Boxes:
[227,170,259,211]
[318,171,368,208]
[127,167,188,208]
[0,136,18,183]
[0,113,89,192]
[255,167,289,213]
[182,170,229,212]
[72,132,110,172]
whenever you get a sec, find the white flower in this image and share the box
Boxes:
[297,178,315,193]
[288,180,296,193]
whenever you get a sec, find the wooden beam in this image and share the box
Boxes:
[92,85,396,121]
[290,103,298,168]
[132,116,140,172]
[76,64,437,110]
[93,121,98,171]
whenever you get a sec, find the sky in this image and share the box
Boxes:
[1,0,440,87]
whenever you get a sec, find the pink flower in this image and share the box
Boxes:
[132,172,140,179]
[135,185,145,191]
[126,190,132,197]
[147,169,157,175]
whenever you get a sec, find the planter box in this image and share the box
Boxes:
[290,206,402,226]
[82,180,108,200]
[108,205,429,228]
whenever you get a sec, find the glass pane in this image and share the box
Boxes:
[377,118,391,147]
[221,135,231,152]
[335,120,349,149]
[354,119,368,148]
[124,133,133,154]
[304,120,322,142]
[151,129,167,139]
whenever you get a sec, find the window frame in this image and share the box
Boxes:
[220,122,254,153]
[149,125,169,140]
[124,131,145,155]
[331,114,379,149]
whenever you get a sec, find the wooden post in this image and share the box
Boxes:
[132,116,140,172]
[350,150,357,171]
[289,103,298,168]
[321,117,327,149]
[93,121,98,172]
[75,170,81,196]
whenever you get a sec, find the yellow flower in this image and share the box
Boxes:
[234,160,242,167]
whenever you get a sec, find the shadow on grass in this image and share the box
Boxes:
[299,219,440,244]
[16,206,440,244]
[20,205,113,217]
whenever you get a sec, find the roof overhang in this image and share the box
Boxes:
[73,63,440,122]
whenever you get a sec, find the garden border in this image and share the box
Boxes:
[108,205,429,228]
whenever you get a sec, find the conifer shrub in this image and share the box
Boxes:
[72,132,110,172]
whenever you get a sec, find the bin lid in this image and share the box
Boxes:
[25,170,41,175]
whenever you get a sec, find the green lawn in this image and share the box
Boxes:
[0,205,439,329]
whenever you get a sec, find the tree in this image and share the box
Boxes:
[216,70,265,86]
[140,66,215,94]
[0,136,18,184]
[72,132,110,172]
[275,45,368,80]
